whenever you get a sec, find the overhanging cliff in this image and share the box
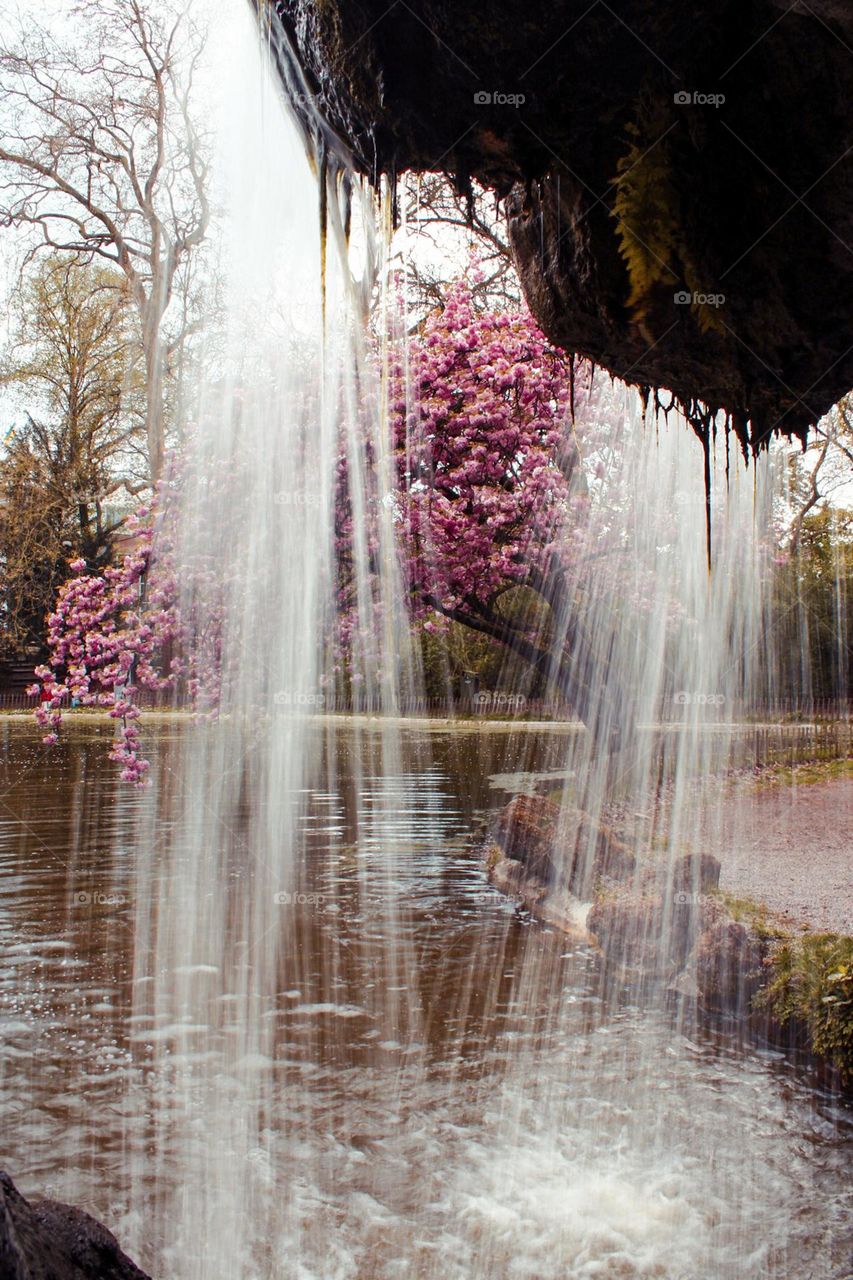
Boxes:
[263,1,853,451]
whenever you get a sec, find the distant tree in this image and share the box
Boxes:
[345,171,521,339]
[784,393,853,555]
[772,507,853,704]
[765,393,853,704]
[0,256,146,654]
[0,0,211,480]
[395,173,521,322]
[0,446,69,658]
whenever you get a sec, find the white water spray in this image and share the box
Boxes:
[109,8,851,1278]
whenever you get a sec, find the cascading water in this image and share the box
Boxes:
[1,5,850,1279]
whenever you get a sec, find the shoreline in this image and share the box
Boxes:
[2,707,849,734]
[6,710,850,932]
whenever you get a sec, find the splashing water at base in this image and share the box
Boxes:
[3,5,850,1279]
[1,723,850,1278]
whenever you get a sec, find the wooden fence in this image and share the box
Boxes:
[726,721,852,770]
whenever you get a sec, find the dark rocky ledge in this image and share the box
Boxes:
[264,1,853,451]
[0,1172,151,1280]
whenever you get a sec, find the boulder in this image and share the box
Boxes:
[693,919,768,1014]
[487,847,592,938]
[567,813,636,897]
[493,795,561,884]
[588,884,723,977]
[0,1172,150,1280]
[671,852,722,896]
[587,890,663,976]
[491,795,636,895]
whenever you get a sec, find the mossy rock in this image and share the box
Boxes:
[493,795,561,883]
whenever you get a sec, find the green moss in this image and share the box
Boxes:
[712,891,785,941]
[750,757,853,790]
[759,933,853,1081]
[484,841,502,872]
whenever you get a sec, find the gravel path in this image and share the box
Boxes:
[715,776,852,935]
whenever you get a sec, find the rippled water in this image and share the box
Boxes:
[0,720,850,1279]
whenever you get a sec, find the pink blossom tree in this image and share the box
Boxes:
[31,458,224,784]
[31,509,173,784]
[34,276,630,779]
[335,277,624,737]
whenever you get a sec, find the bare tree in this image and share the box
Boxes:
[786,393,853,554]
[390,173,521,325]
[0,255,147,653]
[0,0,211,480]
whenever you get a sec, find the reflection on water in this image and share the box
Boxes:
[0,721,850,1279]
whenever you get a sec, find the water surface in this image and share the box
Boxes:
[0,721,850,1279]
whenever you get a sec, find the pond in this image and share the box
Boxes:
[0,719,850,1279]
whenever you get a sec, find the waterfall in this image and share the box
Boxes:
[106,6,850,1278]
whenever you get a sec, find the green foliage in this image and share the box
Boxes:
[612,120,680,327]
[714,892,785,942]
[612,98,720,335]
[417,588,555,706]
[749,759,853,790]
[761,933,853,1081]
[418,622,505,702]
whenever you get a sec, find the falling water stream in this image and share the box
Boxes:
[0,6,851,1279]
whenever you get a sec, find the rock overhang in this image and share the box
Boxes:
[261,1,853,453]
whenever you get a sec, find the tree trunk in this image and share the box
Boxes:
[427,592,627,750]
[144,341,165,483]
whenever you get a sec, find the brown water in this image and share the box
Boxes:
[0,720,850,1279]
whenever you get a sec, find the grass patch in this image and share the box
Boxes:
[715,893,853,1080]
[749,756,853,790]
[712,890,785,940]
[759,932,853,1082]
